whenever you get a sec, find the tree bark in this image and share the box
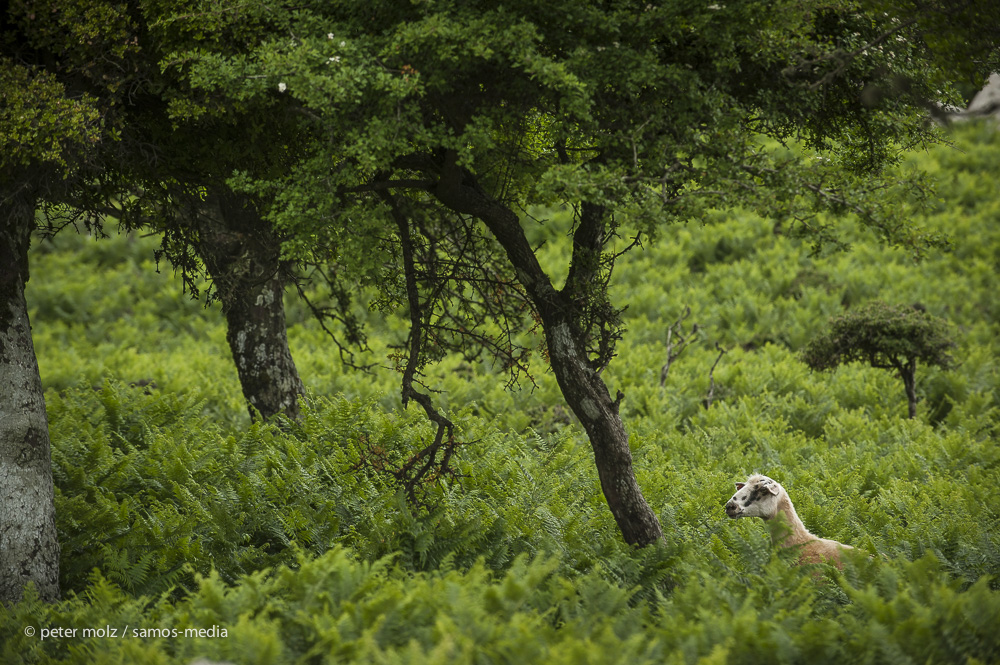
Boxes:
[0,191,60,603]
[542,314,665,545]
[431,160,664,547]
[901,359,918,419]
[193,190,305,422]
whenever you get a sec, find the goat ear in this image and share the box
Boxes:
[734,483,745,491]
[758,477,781,495]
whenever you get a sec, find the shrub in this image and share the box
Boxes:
[801,301,956,418]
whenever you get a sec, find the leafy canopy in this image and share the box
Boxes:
[175,0,966,237]
[801,300,956,374]
[157,0,996,386]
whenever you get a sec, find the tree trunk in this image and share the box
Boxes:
[194,190,305,422]
[0,192,60,603]
[431,162,665,547]
[901,360,918,419]
[544,316,665,545]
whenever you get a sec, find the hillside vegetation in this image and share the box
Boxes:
[3,123,998,664]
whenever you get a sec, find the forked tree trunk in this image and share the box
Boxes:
[194,190,305,422]
[432,161,665,547]
[0,193,60,603]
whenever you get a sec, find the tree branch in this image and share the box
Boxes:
[345,178,435,194]
[563,201,607,301]
[660,306,696,387]
[378,190,460,505]
[703,343,727,409]
[430,151,560,309]
[781,19,919,91]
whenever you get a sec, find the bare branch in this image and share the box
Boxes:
[703,343,728,410]
[378,191,462,506]
[659,306,697,387]
[290,267,374,371]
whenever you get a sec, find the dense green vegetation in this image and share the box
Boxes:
[2,123,998,663]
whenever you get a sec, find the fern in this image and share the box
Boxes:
[13,123,1000,663]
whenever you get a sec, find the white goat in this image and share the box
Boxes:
[725,474,854,567]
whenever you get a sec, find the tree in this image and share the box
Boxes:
[118,143,316,424]
[1,0,333,601]
[0,0,142,603]
[155,188,309,421]
[162,0,999,547]
[802,301,956,418]
[0,183,62,604]
[102,4,329,423]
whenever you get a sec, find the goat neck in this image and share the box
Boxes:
[764,491,815,548]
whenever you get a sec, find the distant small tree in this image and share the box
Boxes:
[802,301,956,418]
